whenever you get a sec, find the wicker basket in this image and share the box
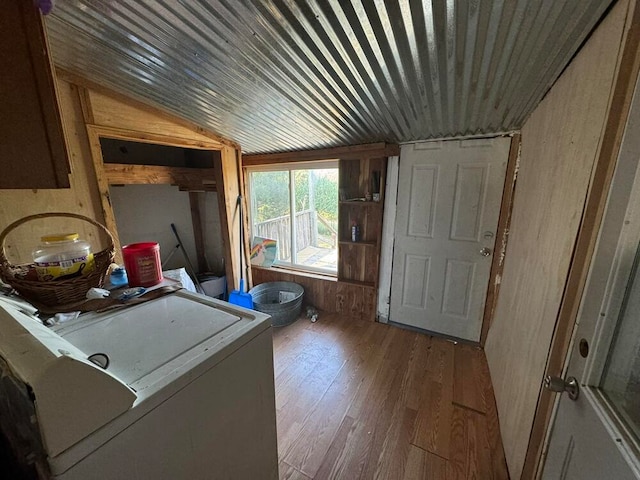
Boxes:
[0,213,115,310]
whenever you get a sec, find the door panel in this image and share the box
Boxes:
[442,259,475,318]
[390,138,510,341]
[408,165,438,238]
[545,392,637,480]
[401,254,431,309]
[450,164,488,242]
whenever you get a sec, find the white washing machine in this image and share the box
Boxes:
[0,290,278,479]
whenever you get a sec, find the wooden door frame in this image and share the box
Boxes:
[385,137,515,341]
[84,124,240,289]
[522,1,640,477]
[480,133,521,346]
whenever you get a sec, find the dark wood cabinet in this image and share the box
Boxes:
[0,0,70,189]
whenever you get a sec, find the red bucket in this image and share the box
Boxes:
[122,242,163,287]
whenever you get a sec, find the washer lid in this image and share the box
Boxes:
[55,292,258,390]
[0,302,136,458]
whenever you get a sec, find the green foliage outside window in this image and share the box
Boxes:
[252,169,338,224]
[252,171,290,222]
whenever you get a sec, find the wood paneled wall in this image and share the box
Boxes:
[484,1,631,478]
[76,81,242,289]
[246,144,398,322]
[75,82,232,148]
[0,71,242,291]
[251,267,377,321]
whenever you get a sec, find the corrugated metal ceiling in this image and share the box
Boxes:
[46,0,615,154]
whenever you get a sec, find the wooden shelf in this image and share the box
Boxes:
[339,240,377,246]
[337,278,376,288]
[337,157,387,303]
[339,201,383,207]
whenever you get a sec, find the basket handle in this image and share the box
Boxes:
[0,212,115,266]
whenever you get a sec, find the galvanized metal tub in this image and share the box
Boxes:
[249,281,304,327]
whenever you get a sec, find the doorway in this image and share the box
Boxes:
[85,128,235,290]
[389,138,510,342]
[100,137,225,276]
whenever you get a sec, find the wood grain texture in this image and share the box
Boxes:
[213,146,243,290]
[479,345,510,480]
[446,406,493,480]
[453,345,487,414]
[85,126,123,263]
[238,152,253,288]
[252,267,379,321]
[279,462,312,480]
[243,143,400,166]
[78,82,242,286]
[0,78,104,263]
[189,192,206,272]
[403,446,448,480]
[103,163,216,190]
[86,124,225,265]
[413,340,454,459]
[338,157,386,289]
[57,68,239,150]
[483,2,630,478]
[251,267,338,312]
[273,313,507,479]
[0,0,70,189]
[81,86,227,148]
[79,124,226,151]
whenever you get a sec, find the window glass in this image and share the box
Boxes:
[251,171,291,263]
[601,241,640,442]
[250,167,338,273]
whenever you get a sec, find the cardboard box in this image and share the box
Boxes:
[200,276,226,299]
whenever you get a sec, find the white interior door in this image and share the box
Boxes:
[389,138,510,341]
[542,80,640,479]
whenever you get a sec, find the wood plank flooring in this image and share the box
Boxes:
[272,313,509,480]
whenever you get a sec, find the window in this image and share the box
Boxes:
[249,162,338,273]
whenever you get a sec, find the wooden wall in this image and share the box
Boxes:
[0,78,104,263]
[73,78,243,289]
[484,1,631,478]
[0,72,242,291]
[245,143,399,322]
[251,267,377,321]
[80,88,226,146]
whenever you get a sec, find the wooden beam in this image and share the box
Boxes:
[85,125,123,263]
[84,124,225,151]
[239,151,253,288]
[178,184,217,192]
[189,192,206,273]
[214,146,243,291]
[480,134,520,346]
[242,142,400,166]
[103,163,216,190]
[522,0,640,478]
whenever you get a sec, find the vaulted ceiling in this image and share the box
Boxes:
[47,0,614,154]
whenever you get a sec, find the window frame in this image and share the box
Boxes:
[247,160,339,276]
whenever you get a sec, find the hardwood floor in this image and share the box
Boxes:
[272,313,509,480]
